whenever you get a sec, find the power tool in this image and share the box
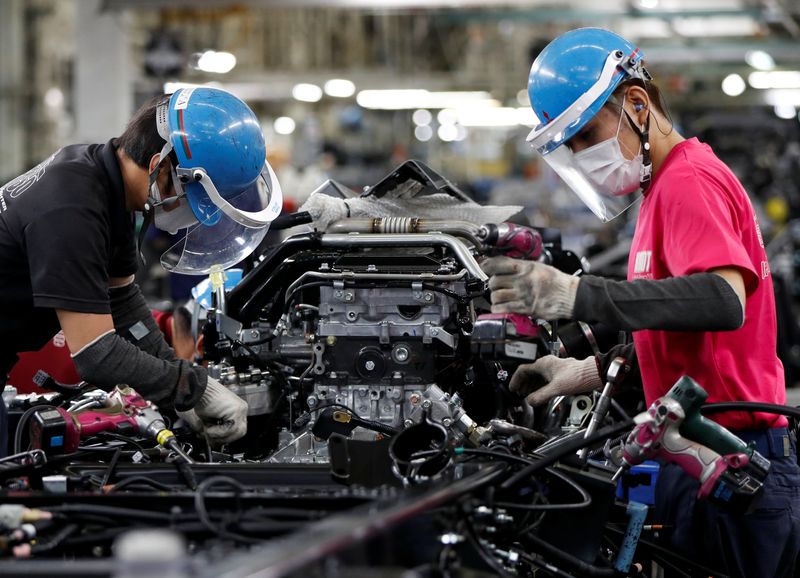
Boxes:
[28,387,189,461]
[479,222,543,261]
[471,313,544,362]
[617,376,770,510]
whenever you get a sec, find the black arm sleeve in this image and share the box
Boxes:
[72,332,205,411]
[573,273,743,332]
[109,282,176,361]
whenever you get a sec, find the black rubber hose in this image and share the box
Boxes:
[701,402,800,420]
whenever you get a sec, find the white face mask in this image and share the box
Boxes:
[573,105,644,198]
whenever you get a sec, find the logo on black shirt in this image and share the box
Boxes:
[0,150,60,212]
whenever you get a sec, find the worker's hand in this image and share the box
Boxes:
[177,377,248,445]
[481,256,580,320]
[510,356,602,406]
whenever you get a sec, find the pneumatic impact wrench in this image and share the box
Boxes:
[615,376,770,510]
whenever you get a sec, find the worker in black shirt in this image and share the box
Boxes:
[0,87,284,456]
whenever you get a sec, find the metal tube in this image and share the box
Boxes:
[319,233,487,281]
[327,219,485,248]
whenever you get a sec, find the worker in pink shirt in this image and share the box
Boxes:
[482,27,800,577]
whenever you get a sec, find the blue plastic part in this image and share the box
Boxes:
[527,28,644,152]
[50,435,64,448]
[616,460,660,505]
[615,501,648,573]
[166,87,267,226]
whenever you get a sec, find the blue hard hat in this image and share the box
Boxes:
[165,87,267,226]
[152,86,283,274]
[526,28,646,154]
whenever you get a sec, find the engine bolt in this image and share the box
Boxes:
[334,290,343,298]
[431,328,439,336]
[442,418,453,427]
[307,396,317,407]
[424,293,433,302]
[394,346,409,362]
[497,369,509,381]
[404,419,414,427]
[364,361,376,371]
[422,399,432,410]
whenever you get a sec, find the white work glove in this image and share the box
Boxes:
[177,377,248,445]
[481,256,580,320]
[510,356,603,406]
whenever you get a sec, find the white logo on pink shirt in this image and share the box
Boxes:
[634,250,652,274]
[754,213,764,248]
[761,261,770,279]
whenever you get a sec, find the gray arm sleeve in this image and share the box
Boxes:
[573,273,744,332]
[72,332,206,411]
[109,282,176,361]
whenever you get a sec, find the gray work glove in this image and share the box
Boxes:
[177,377,248,445]
[481,256,580,320]
[510,356,603,406]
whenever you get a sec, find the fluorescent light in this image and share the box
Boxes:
[457,107,520,127]
[749,71,800,90]
[774,104,797,120]
[412,109,432,126]
[324,79,356,98]
[745,50,775,71]
[292,83,323,103]
[273,116,296,135]
[356,89,494,110]
[721,74,746,97]
[672,16,760,38]
[438,124,458,142]
[414,125,433,142]
[517,107,539,126]
[764,89,800,107]
[163,82,205,93]
[635,0,658,9]
[196,50,237,74]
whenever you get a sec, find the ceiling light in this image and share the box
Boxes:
[292,83,323,103]
[196,50,237,74]
[412,109,432,126]
[516,89,530,107]
[774,104,797,120]
[438,124,458,142]
[454,125,469,141]
[44,87,64,108]
[356,90,494,110]
[749,71,800,90]
[437,109,458,125]
[635,0,659,9]
[745,50,775,71]
[764,89,800,107]
[414,125,433,142]
[324,79,356,98]
[273,116,296,135]
[457,107,520,127]
[721,74,746,97]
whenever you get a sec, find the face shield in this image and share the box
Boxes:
[160,162,283,274]
[526,50,649,222]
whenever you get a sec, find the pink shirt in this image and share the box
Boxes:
[629,138,786,430]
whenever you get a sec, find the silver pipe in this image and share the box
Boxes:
[327,219,485,248]
[285,269,469,303]
[319,233,488,281]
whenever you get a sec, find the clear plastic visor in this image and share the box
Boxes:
[540,145,641,222]
[160,162,283,274]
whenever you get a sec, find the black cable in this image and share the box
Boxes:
[108,476,174,493]
[501,420,634,490]
[701,401,800,420]
[100,448,122,488]
[307,402,398,436]
[457,448,592,509]
[511,549,578,578]
[46,504,172,522]
[194,475,263,545]
[28,523,79,555]
[523,533,615,577]
[460,513,518,578]
[95,431,149,455]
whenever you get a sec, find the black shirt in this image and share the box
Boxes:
[0,140,137,375]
